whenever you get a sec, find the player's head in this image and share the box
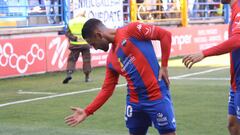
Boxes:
[82,18,110,52]
[221,0,231,4]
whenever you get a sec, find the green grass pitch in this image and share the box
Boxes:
[0,64,230,135]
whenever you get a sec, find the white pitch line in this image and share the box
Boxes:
[171,77,230,80]
[0,67,229,108]
[17,90,57,95]
[0,83,126,108]
[170,67,229,79]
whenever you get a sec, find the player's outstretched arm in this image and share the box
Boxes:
[65,107,87,127]
[182,52,205,69]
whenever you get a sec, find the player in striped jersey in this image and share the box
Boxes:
[183,0,240,134]
[65,18,177,135]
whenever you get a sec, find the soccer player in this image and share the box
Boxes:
[182,0,240,134]
[65,18,177,135]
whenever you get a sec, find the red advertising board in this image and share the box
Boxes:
[90,49,109,67]
[0,37,46,78]
[46,36,69,72]
[169,24,228,56]
[0,24,229,79]
[45,35,109,72]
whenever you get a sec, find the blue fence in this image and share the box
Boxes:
[0,0,64,28]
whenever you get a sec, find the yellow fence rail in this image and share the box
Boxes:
[131,0,182,25]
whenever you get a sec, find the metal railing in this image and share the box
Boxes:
[0,0,64,28]
[188,1,226,24]
[136,2,182,25]
[130,0,229,26]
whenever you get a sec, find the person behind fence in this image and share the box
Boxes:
[44,0,58,24]
[182,0,240,135]
[62,10,92,84]
[195,0,207,17]
[65,18,177,135]
[207,0,222,17]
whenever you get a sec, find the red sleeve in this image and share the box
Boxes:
[203,34,240,57]
[84,67,119,116]
[127,22,172,67]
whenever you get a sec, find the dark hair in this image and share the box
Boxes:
[82,18,103,39]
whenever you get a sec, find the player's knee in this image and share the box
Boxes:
[128,127,148,135]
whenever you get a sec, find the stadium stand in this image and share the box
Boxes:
[0,0,64,28]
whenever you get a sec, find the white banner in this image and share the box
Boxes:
[72,0,124,28]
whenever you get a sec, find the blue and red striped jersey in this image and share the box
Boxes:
[229,0,240,92]
[85,22,172,115]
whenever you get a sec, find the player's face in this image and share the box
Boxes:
[85,35,109,52]
[221,0,231,4]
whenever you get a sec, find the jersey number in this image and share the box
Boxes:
[126,105,133,117]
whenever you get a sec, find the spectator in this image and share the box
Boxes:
[44,0,58,24]
[28,0,41,12]
[155,0,164,19]
[196,0,207,17]
[162,0,180,18]
[188,0,196,17]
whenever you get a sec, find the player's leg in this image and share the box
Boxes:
[235,91,240,134]
[228,115,239,135]
[81,45,92,82]
[227,89,240,135]
[149,100,176,135]
[125,102,151,135]
[63,47,80,84]
[146,84,176,135]
[129,127,149,135]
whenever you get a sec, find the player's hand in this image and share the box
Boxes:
[64,107,87,127]
[182,52,205,69]
[159,67,170,87]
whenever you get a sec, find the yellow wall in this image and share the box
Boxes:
[0,21,17,27]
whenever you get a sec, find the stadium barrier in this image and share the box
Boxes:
[0,0,230,78]
[0,24,228,79]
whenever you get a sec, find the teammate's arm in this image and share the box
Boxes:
[183,34,240,68]
[65,67,119,126]
[203,34,240,56]
[127,22,171,86]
